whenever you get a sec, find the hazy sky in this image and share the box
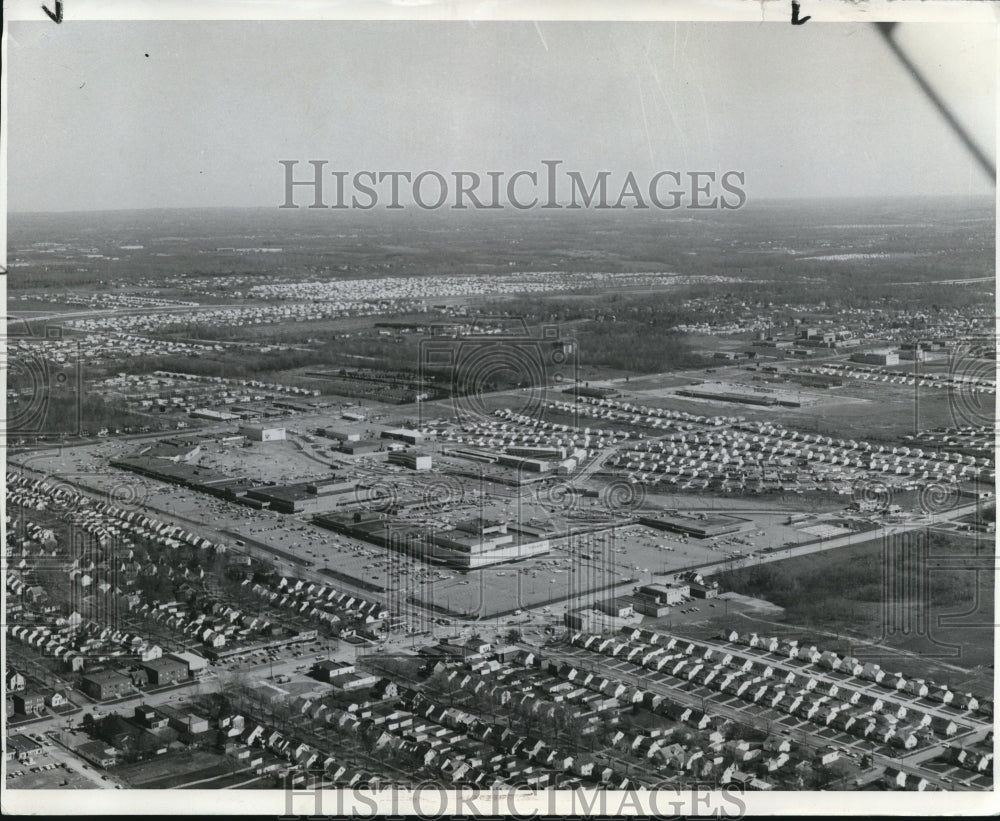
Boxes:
[7,21,996,211]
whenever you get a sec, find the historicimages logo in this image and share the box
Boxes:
[279,160,747,211]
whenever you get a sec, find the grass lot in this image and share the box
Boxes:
[115,749,242,788]
[707,530,994,690]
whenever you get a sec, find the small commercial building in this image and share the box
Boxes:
[565,608,638,633]
[312,660,379,691]
[596,599,635,618]
[80,670,133,701]
[688,581,720,599]
[140,656,190,686]
[76,741,118,769]
[167,651,208,677]
[634,583,690,615]
[12,691,44,716]
[7,734,43,763]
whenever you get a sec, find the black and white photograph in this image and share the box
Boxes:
[2,1,997,815]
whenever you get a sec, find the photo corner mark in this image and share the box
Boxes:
[42,0,63,23]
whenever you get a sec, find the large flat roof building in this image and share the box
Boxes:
[381,428,426,445]
[313,512,550,569]
[388,450,432,471]
[639,513,747,539]
[244,476,357,514]
[240,424,286,442]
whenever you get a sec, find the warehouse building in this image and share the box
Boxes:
[496,453,552,473]
[245,476,357,514]
[638,513,746,539]
[338,439,381,455]
[320,428,361,442]
[190,408,240,422]
[850,349,900,367]
[313,512,551,569]
[388,450,432,471]
[381,428,427,446]
[240,424,286,442]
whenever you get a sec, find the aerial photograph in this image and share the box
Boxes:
[3,11,996,814]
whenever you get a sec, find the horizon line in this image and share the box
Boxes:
[7,192,997,218]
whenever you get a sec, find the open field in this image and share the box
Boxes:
[710,530,994,688]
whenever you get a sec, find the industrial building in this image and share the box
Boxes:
[320,428,360,442]
[850,349,900,367]
[244,476,357,514]
[638,513,747,539]
[677,388,801,408]
[388,450,432,471]
[496,453,551,473]
[633,583,691,615]
[239,424,286,442]
[338,439,381,455]
[112,455,257,500]
[381,428,427,446]
[313,512,551,569]
[189,408,240,422]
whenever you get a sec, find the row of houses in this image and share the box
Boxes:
[242,270,700,312]
[9,332,220,373]
[570,629,963,751]
[721,629,988,715]
[65,299,417,337]
[8,473,230,555]
[425,643,798,787]
[234,673,625,789]
[605,416,990,492]
[797,361,995,400]
[547,394,993,491]
[507,647,818,787]
[262,576,386,627]
[7,616,165,672]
